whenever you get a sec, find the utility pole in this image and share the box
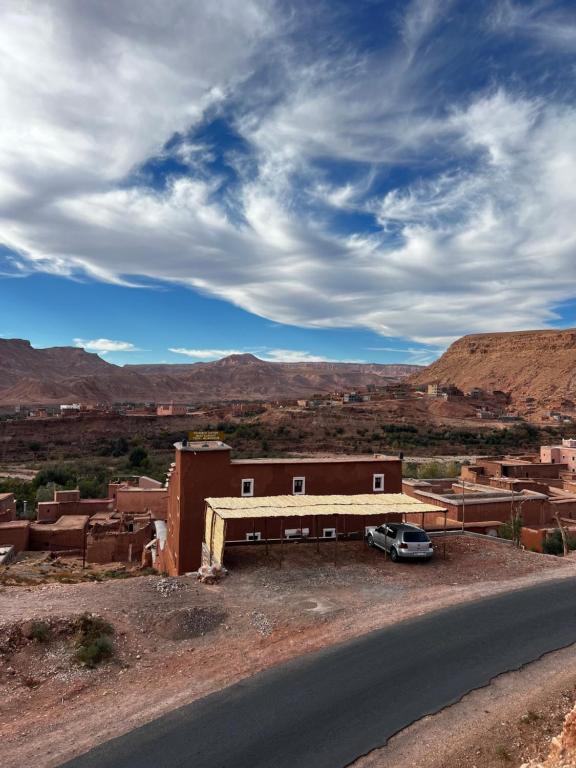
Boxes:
[461,479,466,533]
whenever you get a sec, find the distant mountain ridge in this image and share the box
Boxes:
[0,339,421,405]
[409,327,576,410]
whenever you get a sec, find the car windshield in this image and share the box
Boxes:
[403,531,429,542]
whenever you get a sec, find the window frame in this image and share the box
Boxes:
[292,476,306,495]
[373,473,385,492]
[241,478,254,497]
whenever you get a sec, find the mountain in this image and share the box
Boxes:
[410,328,576,409]
[0,340,421,405]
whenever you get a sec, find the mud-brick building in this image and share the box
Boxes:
[158,441,403,575]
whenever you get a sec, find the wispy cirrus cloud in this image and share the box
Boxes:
[1,0,576,347]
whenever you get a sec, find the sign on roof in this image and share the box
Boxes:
[188,430,224,442]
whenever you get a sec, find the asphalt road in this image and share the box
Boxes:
[61,577,576,768]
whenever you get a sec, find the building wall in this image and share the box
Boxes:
[0,493,16,522]
[161,445,402,575]
[29,519,88,551]
[541,446,576,468]
[87,523,153,564]
[223,513,403,542]
[521,527,546,552]
[115,488,167,518]
[0,521,30,552]
[403,484,547,526]
[37,498,112,522]
[157,404,187,416]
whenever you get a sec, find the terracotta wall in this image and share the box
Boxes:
[115,488,167,518]
[521,527,546,552]
[0,521,30,552]
[161,446,403,575]
[0,494,16,522]
[29,521,87,551]
[87,523,153,564]
[404,485,547,526]
[37,499,112,523]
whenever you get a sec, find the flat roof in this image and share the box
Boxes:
[231,455,398,465]
[31,515,90,529]
[206,493,445,520]
[175,441,231,452]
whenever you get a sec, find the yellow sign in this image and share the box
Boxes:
[188,431,224,442]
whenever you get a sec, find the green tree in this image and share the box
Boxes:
[128,446,148,468]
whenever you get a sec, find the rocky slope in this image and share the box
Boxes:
[0,340,420,405]
[410,328,576,409]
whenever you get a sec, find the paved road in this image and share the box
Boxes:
[61,577,576,768]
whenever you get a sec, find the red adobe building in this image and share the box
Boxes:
[158,440,403,575]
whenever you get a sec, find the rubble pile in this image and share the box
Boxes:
[155,578,184,597]
[196,564,227,584]
[250,610,273,637]
[156,607,227,640]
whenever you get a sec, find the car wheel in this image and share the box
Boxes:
[367,534,375,547]
[390,547,399,562]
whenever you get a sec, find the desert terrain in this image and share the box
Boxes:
[1,537,575,768]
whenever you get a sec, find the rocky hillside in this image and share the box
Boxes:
[411,328,576,409]
[0,340,420,405]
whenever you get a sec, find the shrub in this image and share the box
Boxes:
[495,745,511,762]
[542,529,576,556]
[75,635,115,668]
[74,613,115,668]
[29,620,50,642]
[128,446,148,468]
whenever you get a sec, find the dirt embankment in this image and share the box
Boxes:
[0,537,574,768]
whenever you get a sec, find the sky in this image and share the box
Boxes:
[1,0,575,366]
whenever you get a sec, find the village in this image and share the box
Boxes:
[3,430,576,767]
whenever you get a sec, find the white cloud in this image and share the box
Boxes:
[1,3,576,346]
[491,1,576,52]
[261,349,333,363]
[169,347,334,363]
[169,347,246,360]
[74,338,139,353]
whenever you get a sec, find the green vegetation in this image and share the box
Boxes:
[74,613,115,668]
[495,745,511,762]
[498,514,523,547]
[542,529,576,556]
[28,620,50,642]
[128,445,148,468]
[402,461,462,479]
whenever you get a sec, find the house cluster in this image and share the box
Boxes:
[4,435,576,572]
[0,476,167,565]
[402,438,576,552]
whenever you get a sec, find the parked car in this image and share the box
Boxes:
[366,522,433,562]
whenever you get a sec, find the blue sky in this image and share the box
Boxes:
[1,0,575,366]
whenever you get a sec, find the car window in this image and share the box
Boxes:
[403,531,429,542]
[386,527,397,539]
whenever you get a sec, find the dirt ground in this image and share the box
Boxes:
[0,536,575,768]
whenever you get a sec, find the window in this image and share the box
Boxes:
[246,532,261,541]
[403,531,429,543]
[322,528,336,539]
[386,526,397,539]
[241,478,254,497]
[373,473,384,492]
[284,527,310,539]
[292,476,305,495]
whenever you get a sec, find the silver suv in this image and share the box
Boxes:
[367,522,433,562]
